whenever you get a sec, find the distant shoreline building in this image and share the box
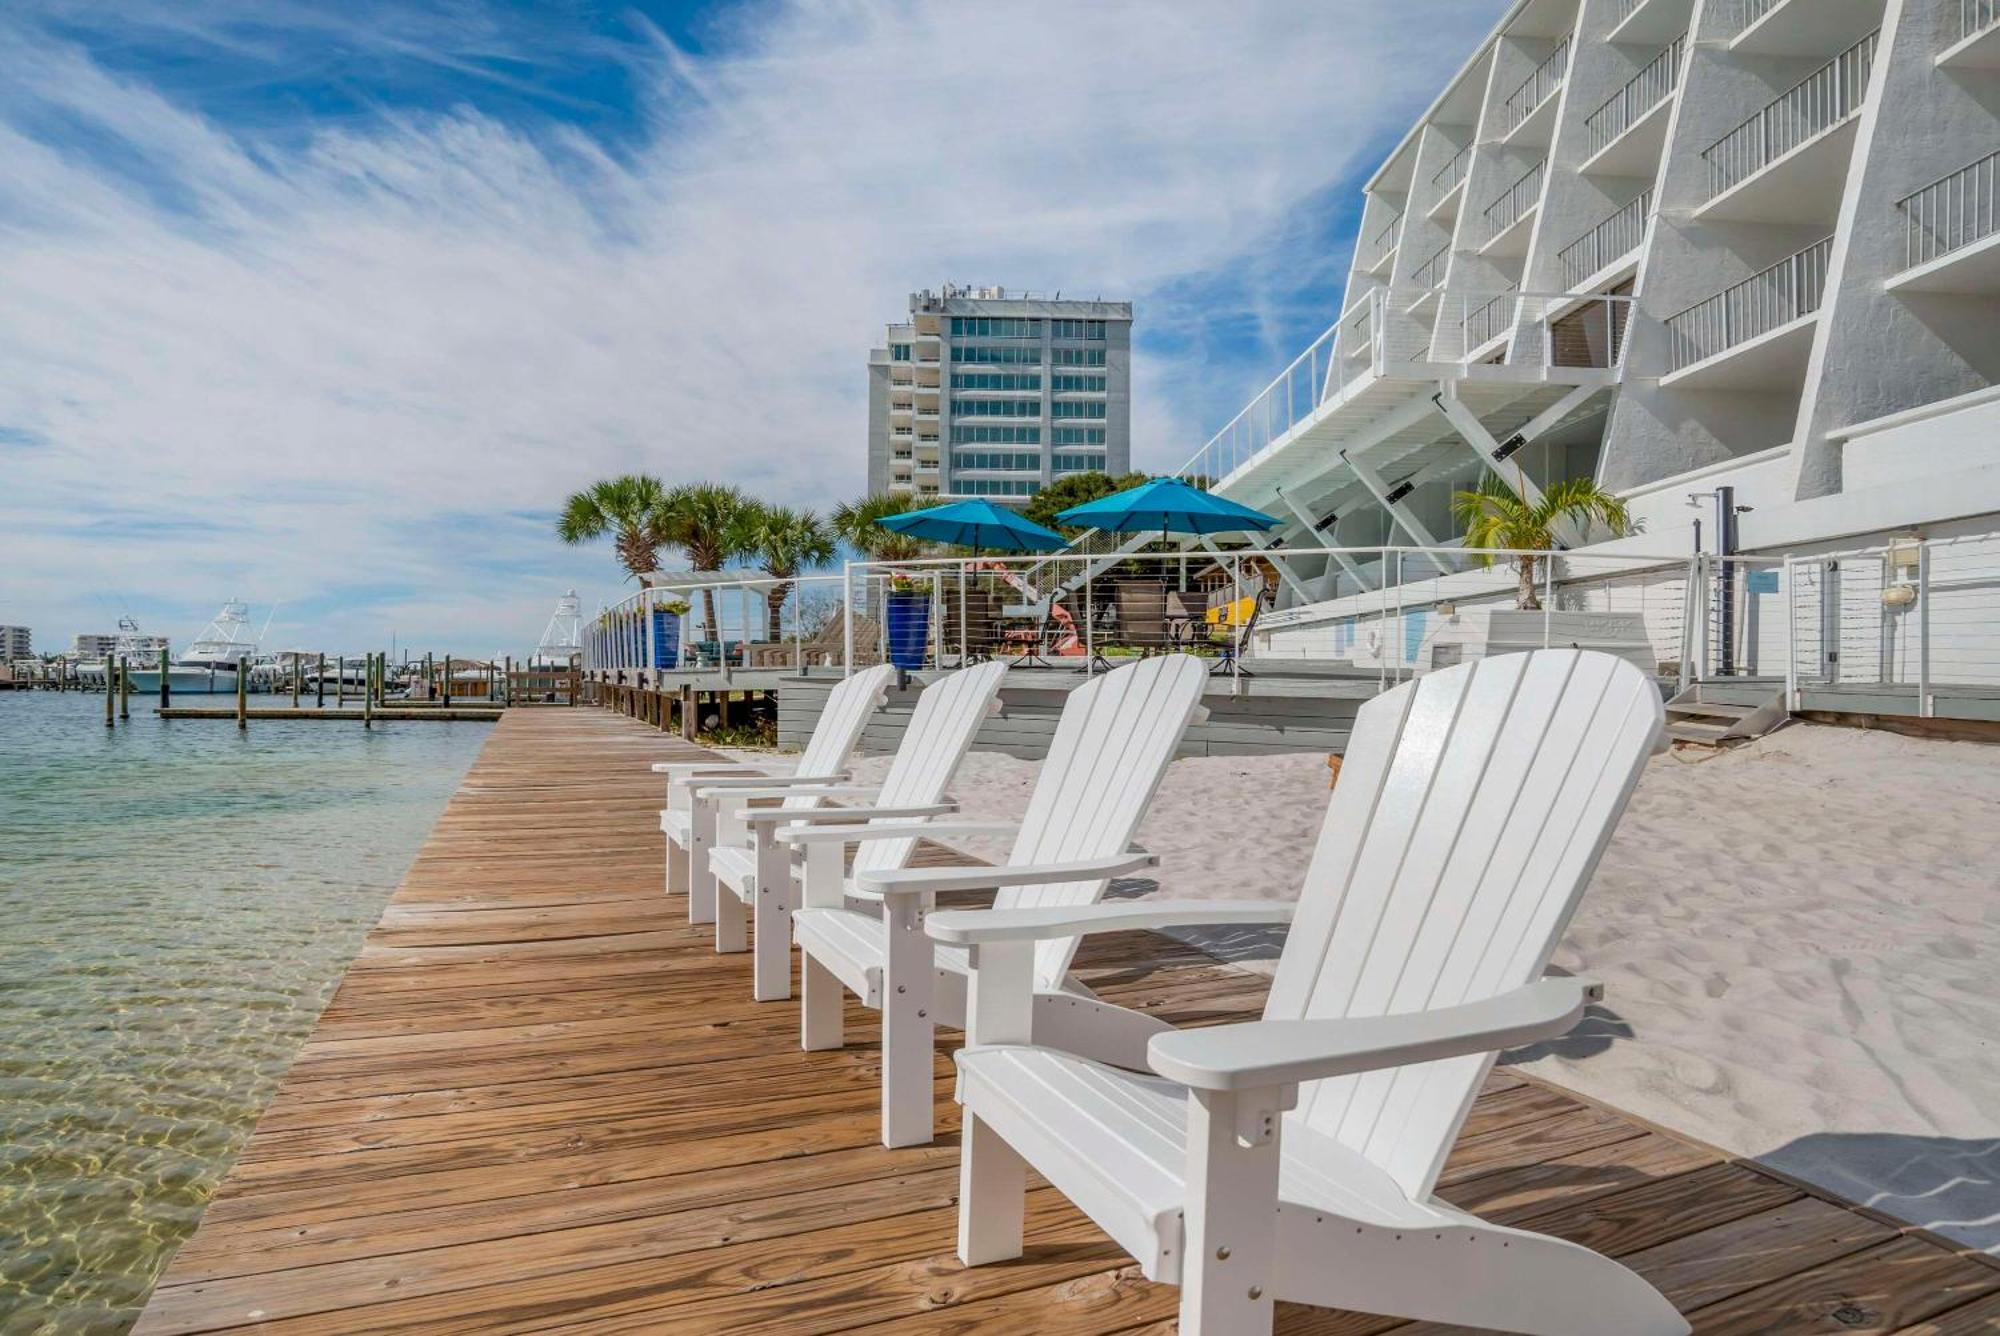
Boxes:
[0,626,29,660]
[867,285,1132,504]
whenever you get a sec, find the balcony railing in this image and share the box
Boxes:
[1665,235,1833,371]
[1608,0,1646,24]
[1702,32,1877,199]
[1464,284,1521,349]
[1431,142,1472,192]
[1358,210,1404,269]
[1960,0,2000,43]
[1559,190,1653,286]
[1484,161,1546,240]
[1735,0,1780,35]
[1498,37,1572,135]
[1585,34,1686,157]
[1411,242,1452,289]
[1899,150,1999,270]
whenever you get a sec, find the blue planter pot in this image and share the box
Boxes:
[651,610,681,670]
[885,591,931,671]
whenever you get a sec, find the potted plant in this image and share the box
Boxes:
[652,598,690,670]
[883,574,932,671]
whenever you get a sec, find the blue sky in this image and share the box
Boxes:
[0,0,1505,653]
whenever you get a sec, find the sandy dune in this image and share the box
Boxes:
[847,721,2000,1252]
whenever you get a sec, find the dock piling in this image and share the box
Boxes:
[442,652,452,708]
[364,653,374,729]
[235,659,248,730]
[104,661,115,727]
[316,653,325,708]
[118,656,130,721]
[159,647,171,711]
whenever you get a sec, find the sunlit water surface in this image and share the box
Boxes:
[0,692,488,1333]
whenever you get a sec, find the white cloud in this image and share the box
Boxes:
[0,0,1501,651]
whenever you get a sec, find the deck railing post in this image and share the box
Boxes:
[842,561,855,677]
[1918,542,1932,718]
[1085,559,1096,676]
[1784,556,1799,711]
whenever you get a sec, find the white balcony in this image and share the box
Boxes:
[1607,0,1695,45]
[1940,0,2000,67]
[1357,211,1404,277]
[1494,37,1570,144]
[1887,151,2000,295]
[1730,0,1882,57]
[1427,175,1467,224]
[1580,35,1685,178]
[1697,33,1875,223]
[1558,190,1653,290]
[1663,236,1830,389]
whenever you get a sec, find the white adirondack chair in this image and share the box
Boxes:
[655,663,894,929]
[786,654,1211,1148]
[929,649,1686,1336]
[706,661,1010,1002]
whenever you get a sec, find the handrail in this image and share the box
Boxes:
[1897,149,1998,270]
[1411,242,1452,289]
[1735,0,1779,36]
[1962,0,2000,43]
[1499,37,1571,134]
[1484,160,1545,239]
[1702,31,1877,199]
[1558,190,1653,287]
[1463,284,1521,349]
[1431,142,1472,192]
[1584,34,1686,157]
[1665,235,1833,371]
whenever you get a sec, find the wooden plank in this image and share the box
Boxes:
[1691,1236,2000,1333]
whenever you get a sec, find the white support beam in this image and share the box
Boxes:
[1340,449,1456,575]
[1431,384,1603,548]
[1200,534,1317,606]
[1273,485,1373,595]
[1251,391,1443,510]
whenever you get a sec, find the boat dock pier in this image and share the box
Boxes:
[134,706,2000,1332]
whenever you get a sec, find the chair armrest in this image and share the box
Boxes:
[652,761,785,777]
[684,771,849,793]
[856,851,1158,902]
[776,819,1019,848]
[1146,977,1602,1092]
[740,801,953,827]
[698,784,881,804]
[927,898,1293,946]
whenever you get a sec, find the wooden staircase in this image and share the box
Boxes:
[1664,682,1789,746]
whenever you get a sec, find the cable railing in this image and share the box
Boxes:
[1498,37,1572,135]
[1961,0,2000,43]
[1484,160,1546,240]
[1702,31,1877,199]
[1665,235,1833,372]
[1898,149,1999,270]
[1411,242,1452,289]
[1584,34,1686,157]
[1431,142,1473,192]
[1558,189,1653,287]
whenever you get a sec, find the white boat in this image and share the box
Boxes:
[78,617,174,688]
[528,591,583,668]
[124,601,273,695]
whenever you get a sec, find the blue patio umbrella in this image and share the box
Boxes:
[876,499,1068,553]
[1055,476,1281,538]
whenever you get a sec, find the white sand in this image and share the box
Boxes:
[848,724,2000,1252]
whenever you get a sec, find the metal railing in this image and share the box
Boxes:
[1735,0,1780,35]
[1702,31,1877,199]
[1172,287,1633,486]
[1962,0,2000,43]
[1431,142,1472,192]
[585,573,850,678]
[1558,190,1653,287]
[1608,0,1647,25]
[1484,160,1546,240]
[1897,150,1998,270]
[1411,242,1452,289]
[1584,34,1686,157]
[1358,209,1405,270]
[1499,37,1572,135]
[1665,235,1833,371]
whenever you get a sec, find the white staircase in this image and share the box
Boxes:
[1663,683,1788,746]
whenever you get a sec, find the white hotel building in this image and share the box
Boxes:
[1184,0,2000,720]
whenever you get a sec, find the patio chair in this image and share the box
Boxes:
[930,649,1681,1335]
[785,654,1210,1147]
[705,661,1008,1001]
[654,663,894,929]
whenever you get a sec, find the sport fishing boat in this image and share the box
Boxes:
[123,601,274,694]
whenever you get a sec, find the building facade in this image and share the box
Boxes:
[72,633,117,660]
[1179,0,1999,616]
[867,286,1132,503]
[0,626,29,660]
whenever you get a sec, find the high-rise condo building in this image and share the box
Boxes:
[0,626,30,660]
[867,286,1132,503]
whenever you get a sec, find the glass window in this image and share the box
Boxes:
[950,371,1043,391]
[1051,426,1105,445]
[1051,400,1107,419]
[1051,373,1106,393]
[889,343,912,361]
[952,397,1040,418]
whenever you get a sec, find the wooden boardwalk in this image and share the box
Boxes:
[137,708,2000,1334]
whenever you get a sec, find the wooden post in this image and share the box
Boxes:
[680,684,696,741]
[291,653,301,707]
[104,659,115,727]
[235,657,248,730]
[424,652,433,704]
[337,655,347,707]
[503,655,512,708]
[364,653,374,728]
[159,646,171,710]
[316,653,325,708]
[569,654,579,707]
[442,653,452,709]
[118,655,130,721]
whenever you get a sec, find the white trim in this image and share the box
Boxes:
[1825,383,2000,442]
[1615,445,1793,501]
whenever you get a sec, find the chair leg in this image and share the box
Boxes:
[801,953,844,1050]
[688,801,717,926]
[880,896,934,1148]
[1180,1088,1281,1336]
[663,835,683,898]
[751,839,793,1001]
[957,1111,1027,1264]
[714,873,748,954]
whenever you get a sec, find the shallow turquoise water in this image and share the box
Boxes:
[0,692,488,1333]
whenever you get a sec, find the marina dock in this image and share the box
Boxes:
[136,708,2000,1332]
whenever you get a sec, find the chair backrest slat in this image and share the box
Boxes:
[853,662,1010,876]
[994,655,1209,988]
[1266,650,1662,1200]
[785,664,895,810]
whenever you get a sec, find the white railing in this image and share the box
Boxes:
[1411,242,1452,289]
[1584,34,1686,156]
[1898,150,1998,270]
[1608,0,1647,25]
[1173,287,1633,485]
[1431,142,1472,192]
[584,573,848,678]
[1702,32,1877,198]
[1735,0,1780,35]
[1357,209,1405,270]
[1484,160,1546,240]
[1665,235,1832,371]
[1499,37,1572,135]
[1558,190,1653,286]
[1962,0,2000,42]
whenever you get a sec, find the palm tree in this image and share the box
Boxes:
[742,505,835,640]
[661,483,759,635]
[831,493,929,562]
[1452,475,1636,610]
[555,474,674,580]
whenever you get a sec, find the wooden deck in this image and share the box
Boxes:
[136,708,2000,1334]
